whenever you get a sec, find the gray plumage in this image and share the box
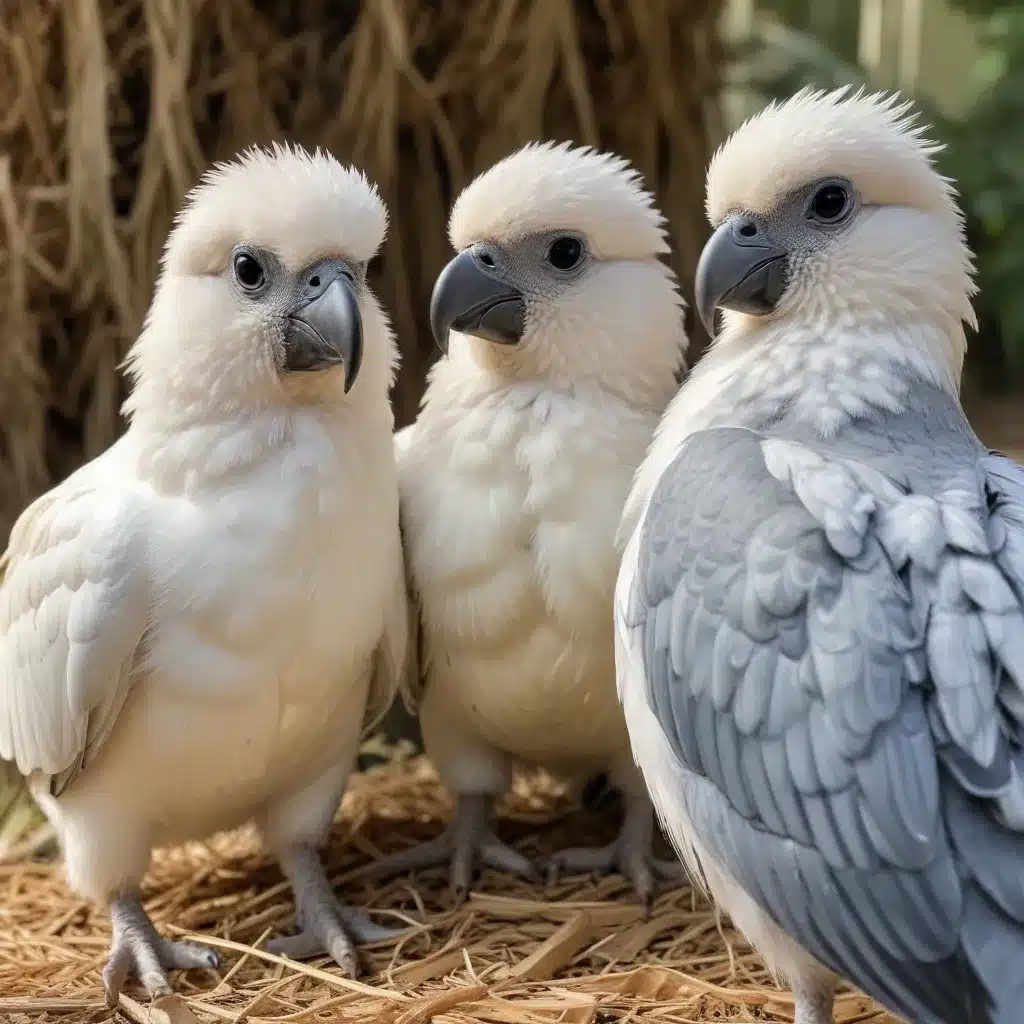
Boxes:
[622,374,1024,1023]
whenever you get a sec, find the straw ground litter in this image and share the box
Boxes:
[0,743,900,1024]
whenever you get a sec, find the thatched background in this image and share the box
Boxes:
[0,0,723,538]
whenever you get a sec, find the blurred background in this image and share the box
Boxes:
[0,0,1022,844]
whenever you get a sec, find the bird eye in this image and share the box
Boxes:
[546,236,584,271]
[808,183,852,225]
[233,250,266,291]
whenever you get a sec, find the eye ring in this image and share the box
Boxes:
[233,249,267,292]
[808,182,853,225]
[546,235,585,272]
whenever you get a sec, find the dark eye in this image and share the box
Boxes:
[546,236,584,271]
[809,183,852,225]
[233,251,266,291]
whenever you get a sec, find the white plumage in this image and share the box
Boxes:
[0,144,406,1000]
[377,142,687,903]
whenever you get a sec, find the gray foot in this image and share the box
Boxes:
[793,980,837,1024]
[268,844,407,977]
[370,793,538,903]
[103,895,220,1006]
[545,792,685,913]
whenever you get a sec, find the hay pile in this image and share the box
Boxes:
[0,750,898,1024]
[0,0,722,537]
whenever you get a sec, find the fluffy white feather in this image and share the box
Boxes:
[0,143,405,997]
[449,140,670,261]
[380,141,687,901]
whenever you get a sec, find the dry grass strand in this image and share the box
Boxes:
[0,0,721,536]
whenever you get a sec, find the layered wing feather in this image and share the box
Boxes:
[619,426,1024,1024]
[0,477,150,796]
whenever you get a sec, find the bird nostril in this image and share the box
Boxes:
[309,275,321,288]
[478,253,496,268]
[738,221,757,238]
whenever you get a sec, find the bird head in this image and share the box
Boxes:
[695,86,976,385]
[124,143,396,421]
[431,142,686,406]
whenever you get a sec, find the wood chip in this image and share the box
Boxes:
[118,993,200,1024]
[389,947,469,988]
[501,911,597,982]
[150,994,203,1024]
[392,983,488,1024]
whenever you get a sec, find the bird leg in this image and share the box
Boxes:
[102,893,220,1006]
[370,793,538,903]
[545,788,685,912]
[267,843,405,977]
[792,979,837,1024]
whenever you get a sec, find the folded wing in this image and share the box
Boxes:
[0,480,150,796]
[618,426,1024,1024]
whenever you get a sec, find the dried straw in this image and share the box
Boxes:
[0,0,722,538]
[0,748,901,1024]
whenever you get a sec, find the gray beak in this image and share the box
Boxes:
[429,246,525,353]
[694,215,789,338]
[284,269,363,393]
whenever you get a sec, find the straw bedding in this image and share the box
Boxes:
[0,744,900,1024]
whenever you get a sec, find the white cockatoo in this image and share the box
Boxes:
[375,142,688,907]
[0,145,407,1001]
[616,87,1024,1024]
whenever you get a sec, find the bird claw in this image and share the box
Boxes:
[451,829,540,904]
[267,910,407,971]
[272,843,410,978]
[371,823,539,904]
[266,930,326,961]
[335,907,411,944]
[157,938,222,972]
[268,926,359,977]
[545,839,684,914]
[103,897,219,1006]
[369,831,457,879]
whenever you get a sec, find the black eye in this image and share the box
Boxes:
[233,251,266,291]
[809,183,852,225]
[546,236,584,271]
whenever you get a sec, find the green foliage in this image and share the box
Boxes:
[733,4,1024,379]
[728,13,868,100]
[942,2,1024,376]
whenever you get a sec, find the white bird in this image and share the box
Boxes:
[616,87,1024,1024]
[375,142,688,907]
[0,144,407,1001]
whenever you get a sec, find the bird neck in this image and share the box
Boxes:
[449,324,684,416]
[696,305,965,438]
[620,307,966,548]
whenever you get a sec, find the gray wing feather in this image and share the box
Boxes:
[630,425,1024,1024]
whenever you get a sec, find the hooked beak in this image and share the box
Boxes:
[284,270,363,393]
[694,215,790,338]
[429,246,525,353]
